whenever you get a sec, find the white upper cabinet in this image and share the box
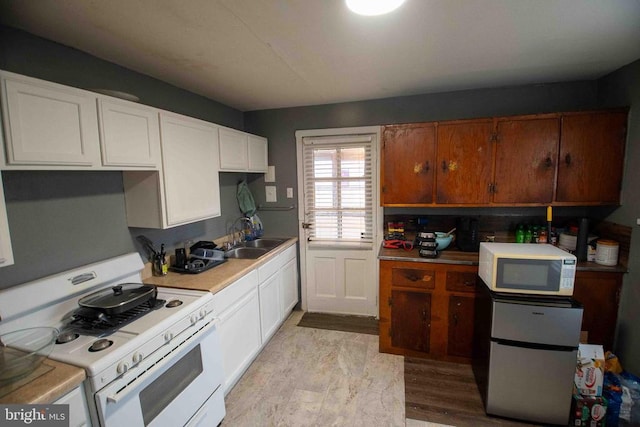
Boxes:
[219,127,268,173]
[123,112,221,228]
[98,98,161,169]
[0,71,100,168]
[161,112,221,226]
[0,172,13,268]
[248,134,268,172]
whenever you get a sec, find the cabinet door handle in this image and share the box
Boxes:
[453,313,458,326]
[565,153,572,166]
[544,156,553,168]
[441,160,448,172]
[464,280,475,287]
[424,161,430,173]
[421,309,427,321]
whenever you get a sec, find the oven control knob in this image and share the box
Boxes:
[199,308,207,319]
[164,332,174,342]
[117,361,129,375]
[132,352,144,364]
[190,314,198,325]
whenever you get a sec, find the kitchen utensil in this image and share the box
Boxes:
[78,283,157,315]
[0,327,58,383]
[136,235,158,258]
[435,232,453,250]
[444,227,456,237]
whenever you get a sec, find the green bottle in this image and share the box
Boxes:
[524,225,532,243]
[515,224,525,243]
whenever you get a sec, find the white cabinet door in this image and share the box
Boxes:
[54,385,91,427]
[218,127,248,171]
[248,135,268,172]
[160,112,221,227]
[98,98,160,168]
[1,74,100,167]
[280,257,298,320]
[217,286,262,395]
[0,172,13,268]
[259,272,281,343]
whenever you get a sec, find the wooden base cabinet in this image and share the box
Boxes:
[572,270,623,352]
[380,260,480,363]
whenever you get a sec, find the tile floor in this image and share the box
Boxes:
[222,310,454,427]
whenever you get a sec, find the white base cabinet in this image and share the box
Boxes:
[212,242,298,395]
[212,270,262,395]
[54,385,91,427]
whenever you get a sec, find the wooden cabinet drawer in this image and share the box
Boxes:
[445,271,479,293]
[391,267,435,290]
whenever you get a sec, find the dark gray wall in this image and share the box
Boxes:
[0,26,246,288]
[598,58,640,373]
[244,81,599,236]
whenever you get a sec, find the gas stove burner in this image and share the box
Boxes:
[89,338,113,352]
[56,330,80,344]
[165,299,183,308]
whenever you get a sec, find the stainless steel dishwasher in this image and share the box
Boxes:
[474,288,583,425]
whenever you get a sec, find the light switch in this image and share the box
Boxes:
[287,188,294,198]
[265,186,277,202]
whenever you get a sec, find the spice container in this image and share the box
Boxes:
[595,240,619,266]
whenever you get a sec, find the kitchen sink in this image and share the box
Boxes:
[243,238,286,249]
[224,247,269,259]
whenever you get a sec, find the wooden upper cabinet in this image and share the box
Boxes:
[556,111,627,204]
[436,120,494,204]
[493,118,559,204]
[382,124,435,205]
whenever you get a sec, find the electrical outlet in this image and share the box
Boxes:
[287,188,294,198]
[265,186,277,202]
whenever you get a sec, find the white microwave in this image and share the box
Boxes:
[478,242,577,296]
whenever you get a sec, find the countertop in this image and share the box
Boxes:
[143,237,299,293]
[378,245,628,273]
[0,358,86,404]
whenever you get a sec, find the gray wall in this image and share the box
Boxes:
[0,26,247,287]
[244,81,599,236]
[598,59,640,373]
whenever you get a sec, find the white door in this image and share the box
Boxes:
[296,127,382,317]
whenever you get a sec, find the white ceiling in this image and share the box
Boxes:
[2,0,640,112]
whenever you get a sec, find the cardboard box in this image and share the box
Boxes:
[570,394,608,426]
[575,344,605,397]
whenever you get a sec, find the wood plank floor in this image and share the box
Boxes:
[405,357,538,427]
[297,312,379,336]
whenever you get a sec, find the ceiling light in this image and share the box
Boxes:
[346,0,406,16]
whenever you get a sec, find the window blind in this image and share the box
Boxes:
[302,135,373,243]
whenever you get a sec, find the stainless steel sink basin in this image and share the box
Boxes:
[243,238,286,249]
[224,247,269,259]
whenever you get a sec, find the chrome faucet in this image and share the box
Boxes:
[226,217,254,249]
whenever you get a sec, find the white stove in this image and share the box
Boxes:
[0,253,226,427]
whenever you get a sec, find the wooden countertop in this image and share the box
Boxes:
[0,358,85,404]
[378,244,627,273]
[144,237,299,293]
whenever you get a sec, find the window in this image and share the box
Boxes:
[302,135,373,244]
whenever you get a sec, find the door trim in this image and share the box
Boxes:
[295,126,383,317]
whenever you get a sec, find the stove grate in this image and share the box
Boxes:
[68,299,166,337]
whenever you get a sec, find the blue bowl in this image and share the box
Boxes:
[435,232,453,250]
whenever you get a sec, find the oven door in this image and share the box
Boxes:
[95,320,225,427]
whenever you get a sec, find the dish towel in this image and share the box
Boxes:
[236,180,257,216]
